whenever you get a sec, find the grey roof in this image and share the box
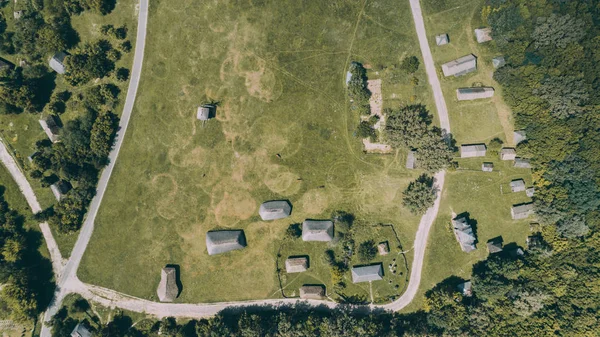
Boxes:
[511,203,534,220]
[501,148,517,160]
[49,52,67,74]
[514,157,532,168]
[13,10,24,20]
[285,257,308,273]
[436,33,449,46]
[487,239,503,253]
[157,267,179,302]
[206,230,247,255]
[456,87,494,101]
[442,54,477,77]
[452,216,476,252]
[351,264,384,283]
[457,281,472,296]
[405,150,416,169]
[482,162,493,172]
[300,285,326,299]
[197,104,214,121]
[526,187,535,197]
[259,200,292,220]
[50,181,71,201]
[302,220,334,242]
[492,56,506,68]
[39,115,61,143]
[514,130,526,144]
[460,144,487,158]
[474,28,492,43]
[510,179,526,192]
[71,323,92,337]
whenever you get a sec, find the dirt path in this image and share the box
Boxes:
[0,140,42,213]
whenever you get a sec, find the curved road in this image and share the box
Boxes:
[11,0,452,333]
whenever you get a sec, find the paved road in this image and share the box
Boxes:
[39,1,149,336]
[34,0,454,329]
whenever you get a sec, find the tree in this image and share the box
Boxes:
[357,240,377,262]
[403,175,437,215]
[355,121,376,141]
[347,61,371,115]
[90,111,118,161]
[532,14,586,49]
[385,104,430,149]
[1,275,39,323]
[534,75,588,118]
[285,223,302,239]
[414,131,454,172]
[115,67,129,81]
[400,56,419,74]
[65,40,115,85]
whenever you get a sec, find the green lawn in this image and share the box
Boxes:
[79,0,432,303]
[400,0,534,312]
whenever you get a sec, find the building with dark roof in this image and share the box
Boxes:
[206,230,247,255]
[299,285,326,299]
[487,238,503,254]
[452,215,476,253]
[456,87,494,101]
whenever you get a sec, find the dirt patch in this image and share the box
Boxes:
[362,138,393,153]
[367,79,383,118]
[297,188,331,215]
[263,164,302,196]
[151,174,180,220]
[169,145,208,168]
[213,190,257,226]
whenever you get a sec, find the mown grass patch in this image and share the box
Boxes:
[79,0,431,303]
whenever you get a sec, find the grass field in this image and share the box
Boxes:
[400,0,534,312]
[78,0,434,303]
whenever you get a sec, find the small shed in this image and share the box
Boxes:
[302,220,334,242]
[49,52,67,74]
[526,235,542,249]
[377,241,389,256]
[405,150,416,169]
[196,104,215,121]
[486,238,503,253]
[435,33,449,46]
[514,130,526,144]
[500,148,517,160]
[511,203,534,220]
[299,285,326,299]
[474,28,492,43]
[157,267,179,302]
[460,144,487,158]
[206,230,247,255]
[441,54,477,77]
[71,323,92,337]
[258,200,292,220]
[456,87,494,101]
[492,56,506,68]
[514,157,532,169]
[482,162,493,172]
[526,187,535,197]
[285,256,308,273]
[13,10,24,19]
[39,115,61,143]
[457,281,472,297]
[452,216,476,253]
[351,264,384,283]
[50,180,72,201]
[510,179,526,192]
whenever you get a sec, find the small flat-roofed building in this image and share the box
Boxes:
[460,144,486,158]
[474,28,492,43]
[50,180,71,201]
[482,162,493,172]
[514,130,526,144]
[452,216,476,253]
[510,179,526,192]
[259,200,292,220]
[39,115,61,143]
[457,281,472,297]
[71,323,92,337]
[206,230,247,255]
[197,104,215,121]
[406,150,416,169]
[13,10,24,20]
[49,52,67,74]
[500,148,517,160]
[378,241,389,256]
[487,238,503,253]
[456,87,494,101]
[436,33,449,46]
[351,264,384,283]
[302,220,334,242]
[299,285,326,299]
[442,54,477,77]
[526,187,535,197]
[511,203,534,220]
[514,157,532,169]
[157,267,179,302]
[285,256,308,273]
[492,56,506,68]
